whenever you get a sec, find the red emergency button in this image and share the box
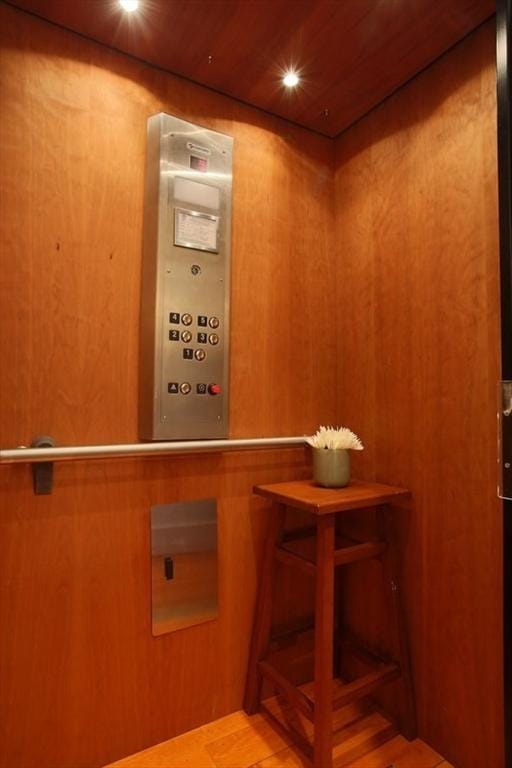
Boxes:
[208,383,221,396]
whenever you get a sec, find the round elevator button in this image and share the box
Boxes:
[181,330,192,343]
[194,349,206,361]
[180,382,191,395]
[209,333,219,345]
[182,313,193,326]
[208,384,221,395]
[209,316,220,329]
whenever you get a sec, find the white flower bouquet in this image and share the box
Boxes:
[306,425,364,451]
[306,426,363,487]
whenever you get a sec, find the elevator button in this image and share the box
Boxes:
[183,348,193,359]
[208,384,221,395]
[198,332,208,344]
[197,383,207,394]
[209,316,220,329]
[169,312,180,324]
[195,349,206,361]
[198,315,208,327]
[182,313,193,326]
[180,382,191,395]
[169,330,179,341]
[209,333,219,345]
[181,330,192,343]
[168,382,179,394]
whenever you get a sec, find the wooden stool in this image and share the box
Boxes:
[244,480,417,768]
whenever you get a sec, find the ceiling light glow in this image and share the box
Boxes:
[283,71,299,88]
[120,0,139,11]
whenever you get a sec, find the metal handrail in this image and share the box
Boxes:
[0,437,306,465]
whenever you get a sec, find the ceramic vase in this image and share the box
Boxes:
[312,447,350,488]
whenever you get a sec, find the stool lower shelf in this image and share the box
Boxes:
[259,659,401,723]
[260,678,398,766]
[278,531,387,572]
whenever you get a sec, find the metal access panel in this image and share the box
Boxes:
[139,113,233,440]
[499,381,512,499]
[151,498,218,636]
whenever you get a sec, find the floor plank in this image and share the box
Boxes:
[250,712,396,768]
[204,716,291,768]
[104,707,449,768]
[344,735,445,767]
[105,726,216,767]
[201,711,265,742]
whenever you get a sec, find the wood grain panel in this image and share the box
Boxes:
[334,21,503,768]
[0,451,314,768]
[8,0,495,137]
[0,5,334,768]
[0,2,337,447]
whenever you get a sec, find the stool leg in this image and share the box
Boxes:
[313,514,335,768]
[377,504,417,740]
[244,503,286,714]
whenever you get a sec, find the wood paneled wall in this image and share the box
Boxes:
[0,6,505,768]
[0,5,334,768]
[0,4,336,447]
[334,21,503,768]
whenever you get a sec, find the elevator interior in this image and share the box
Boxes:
[0,2,505,768]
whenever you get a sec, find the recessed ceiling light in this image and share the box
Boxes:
[283,72,300,88]
[120,0,139,11]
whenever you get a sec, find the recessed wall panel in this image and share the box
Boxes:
[151,499,218,635]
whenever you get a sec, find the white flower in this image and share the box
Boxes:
[305,425,364,451]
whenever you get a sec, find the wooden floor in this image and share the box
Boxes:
[105,700,454,768]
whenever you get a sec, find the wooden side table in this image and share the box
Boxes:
[244,479,417,768]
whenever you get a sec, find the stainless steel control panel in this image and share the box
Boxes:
[139,113,233,440]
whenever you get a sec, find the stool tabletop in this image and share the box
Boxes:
[253,479,410,515]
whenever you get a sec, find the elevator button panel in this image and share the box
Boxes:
[139,113,232,440]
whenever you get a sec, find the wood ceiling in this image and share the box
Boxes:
[8,0,496,137]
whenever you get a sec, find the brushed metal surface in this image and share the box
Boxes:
[151,498,218,635]
[139,113,233,440]
[500,381,512,499]
[0,436,306,463]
